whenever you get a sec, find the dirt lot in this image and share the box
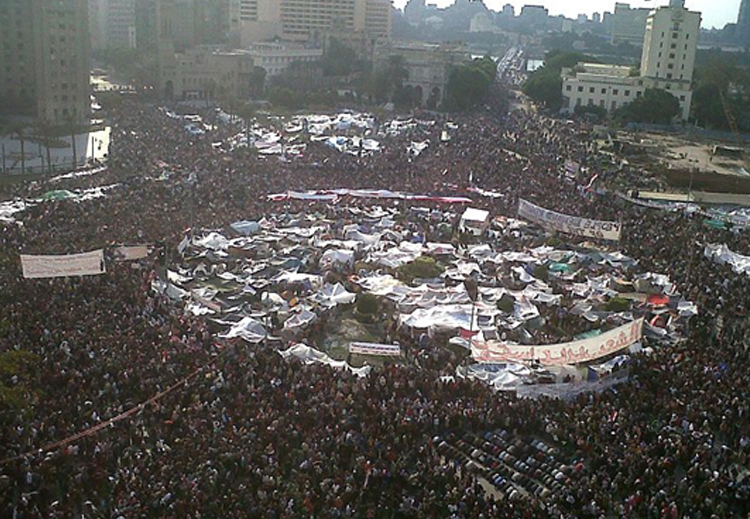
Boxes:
[618,131,749,178]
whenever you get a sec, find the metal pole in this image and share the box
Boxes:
[1,144,5,175]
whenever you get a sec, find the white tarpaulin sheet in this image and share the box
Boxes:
[311,283,356,308]
[278,344,371,377]
[704,244,750,276]
[518,199,622,241]
[218,317,267,343]
[471,318,644,365]
[21,250,106,279]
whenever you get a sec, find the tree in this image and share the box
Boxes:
[11,124,26,174]
[0,350,40,423]
[365,55,410,104]
[444,56,496,111]
[574,104,607,122]
[522,72,563,111]
[64,112,79,169]
[321,38,360,77]
[249,66,267,98]
[616,88,681,124]
[692,55,750,131]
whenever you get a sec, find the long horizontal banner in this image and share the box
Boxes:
[349,342,402,357]
[471,318,644,365]
[268,190,473,205]
[21,250,106,279]
[518,199,622,241]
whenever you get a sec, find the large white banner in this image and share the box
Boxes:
[518,199,622,241]
[471,318,644,365]
[21,250,106,279]
[349,342,402,357]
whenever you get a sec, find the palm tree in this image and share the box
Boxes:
[11,124,27,174]
[64,112,78,169]
[41,120,53,174]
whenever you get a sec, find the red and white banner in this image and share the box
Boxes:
[21,250,106,279]
[349,342,402,357]
[471,318,644,366]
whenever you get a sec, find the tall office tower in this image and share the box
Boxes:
[0,0,91,124]
[641,0,700,83]
[737,0,750,46]
[610,2,651,46]
[106,0,138,49]
[237,0,392,45]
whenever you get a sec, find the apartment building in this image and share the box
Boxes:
[0,0,90,125]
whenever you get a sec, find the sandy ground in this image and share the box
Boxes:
[620,132,749,178]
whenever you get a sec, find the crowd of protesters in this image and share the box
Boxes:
[0,86,749,519]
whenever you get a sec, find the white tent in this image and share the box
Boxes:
[460,208,490,235]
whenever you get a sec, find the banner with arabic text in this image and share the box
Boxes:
[471,318,644,365]
[518,199,622,241]
[21,250,106,279]
[349,342,402,357]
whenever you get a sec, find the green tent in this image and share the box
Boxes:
[42,190,77,202]
[703,219,728,230]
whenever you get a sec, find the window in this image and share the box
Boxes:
[625,90,631,96]
[601,88,606,94]
[671,43,677,49]
[669,53,675,59]
[680,95,686,101]
[588,98,594,106]
[589,87,595,93]
[636,91,642,98]
[600,100,605,107]
[668,64,674,69]
[577,86,583,92]
[673,32,678,39]
[566,85,571,91]
[613,89,619,95]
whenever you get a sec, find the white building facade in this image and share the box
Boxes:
[562,0,700,122]
[245,42,323,77]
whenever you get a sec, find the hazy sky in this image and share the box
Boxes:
[391,0,742,30]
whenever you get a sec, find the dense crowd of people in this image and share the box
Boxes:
[1,83,749,519]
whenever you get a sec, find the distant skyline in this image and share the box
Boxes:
[392,0,741,30]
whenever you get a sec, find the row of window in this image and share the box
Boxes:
[567,84,633,96]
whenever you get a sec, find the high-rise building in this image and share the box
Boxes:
[107,0,138,49]
[562,0,700,121]
[641,0,700,83]
[737,0,750,46]
[135,0,158,52]
[236,0,391,47]
[0,0,90,125]
[88,0,137,51]
[610,3,650,46]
